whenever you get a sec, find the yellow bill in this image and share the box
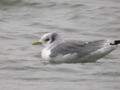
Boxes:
[32,41,42,45]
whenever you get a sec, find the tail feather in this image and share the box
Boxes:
[110,40,120,45]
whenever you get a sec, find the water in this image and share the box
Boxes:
[0,0,120,90]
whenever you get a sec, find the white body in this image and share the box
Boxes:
[41,47,51,60]
[41,40,117,63]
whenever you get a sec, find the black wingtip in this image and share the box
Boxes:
[110,40,120,45]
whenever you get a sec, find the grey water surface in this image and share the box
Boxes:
[0,0,120,90]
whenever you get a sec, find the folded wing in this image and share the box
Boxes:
[50,40,106,59]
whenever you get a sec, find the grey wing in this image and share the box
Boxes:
[50,40,106,58]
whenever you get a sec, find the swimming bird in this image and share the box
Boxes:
[32,32,120,63]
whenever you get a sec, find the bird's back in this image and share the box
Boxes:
[50,40,106,58]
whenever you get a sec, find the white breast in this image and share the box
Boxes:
[41,48,51,60]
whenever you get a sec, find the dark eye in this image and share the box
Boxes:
[45,38,50,42]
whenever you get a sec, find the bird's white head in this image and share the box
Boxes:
[32,32,61,48]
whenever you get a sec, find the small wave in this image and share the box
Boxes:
[71,4,86,8]
[0,0,22,5]
[0,36,15,40]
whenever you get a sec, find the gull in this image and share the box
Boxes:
[32,32,120,63]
